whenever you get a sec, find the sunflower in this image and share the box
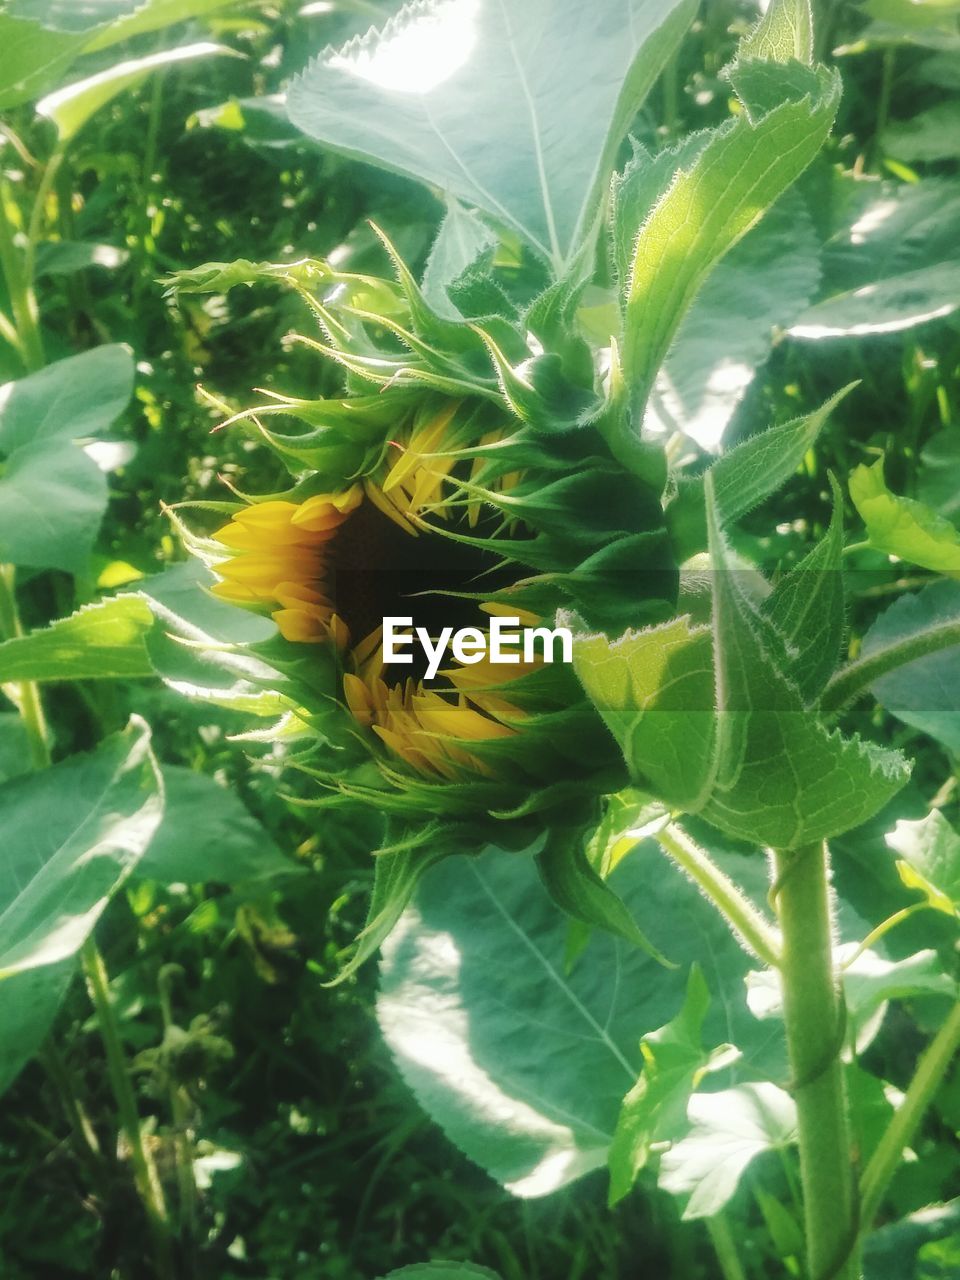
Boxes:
[207,401,546,783]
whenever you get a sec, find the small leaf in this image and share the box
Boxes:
[659,1082,797,1219]
[573,616,716,811]
[608,965,734,1205]
[850,458,960,575]
[703,474,910,847]
[535,827,672,965]
[737,0,813,63]
[421,197,497,321]
[886,810,960,918]
[620,43,839,412]
[0,596,154,683]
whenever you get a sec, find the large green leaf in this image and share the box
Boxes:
[0,719,162,1096]
[864,1200,960,1280]
[286,0,698,271]
[862,581,960,753]
[791,262,960,338]
[886,102,960,163]
[658,1082,797,1219]
[0,596,154,683]
[37,41,235,141]
[140,766,296,886]
[377,843,772,1197]
[618,16,840,414]
[0,346,134,573]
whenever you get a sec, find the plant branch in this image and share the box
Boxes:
[0,565,51,769]
[860,999,960,1237]
[772,842,858,1280]
[706,1213,748,1280]
[656,823,781,969]
[821,619,960,717]
[0,180,44,372]
[81,940,175,1280]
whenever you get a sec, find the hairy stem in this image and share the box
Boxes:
[81,940,174,1280]
[860,999,960,1236]
[821,619,960,717]
[773,843,858,1280]
[657,823,781,968]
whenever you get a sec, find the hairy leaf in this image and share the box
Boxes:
[0,596,154,683]
[886,810,960,917]
[851,459,960,574]
[286,0,698,269]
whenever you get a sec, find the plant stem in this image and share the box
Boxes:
[871,48,895,172]
[159,964,199,1250]
[0,179,44,371]
[0,565,51,769]
[24,147,64,291]
[860,999,960,1236]
[821,620,960,717]
[772,843,857,1280]
[707,1213,748,1280]
[81,939,175,1280]
[657,823,781,968]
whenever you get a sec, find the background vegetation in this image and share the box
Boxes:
[0,1,958,1277]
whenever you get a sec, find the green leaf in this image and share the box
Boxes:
[37,42,235,141]
[608,965,735,1206]
[886,809,960,917]
[377,1265,503,1280]
[886,102,960,163]
[620,33,840,412]
[791,262,960,338]
[137,562,285,716]
[738,0,813,63]
[761,473,845,701]
[851,458,960,575]
[659,1082,796,1218]
[0,719,162,1096]
[0,596,154,683]
[377,844,773,1196]
[862,581,960,754]
[535,827,672,965]
[34,240,128,278]
[0,346,134,573]
[712,388,852,527]
[668,389,851,560]
[573,616,716,811]
[421,197,497,321]
[286,0,698,270]
[0,15,88,110]
[138,767,296,886]
[864,1200,960,1280]
[645,191,821,453]
[703,473,910,847]
[918,429,960,523]
[0,714,30,784]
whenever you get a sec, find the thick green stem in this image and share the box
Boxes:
[773,843,858,1280]
[860,1000,960,1236]
[657,823,781,968]
[821,620,960,717]
[81,940,174,1280]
